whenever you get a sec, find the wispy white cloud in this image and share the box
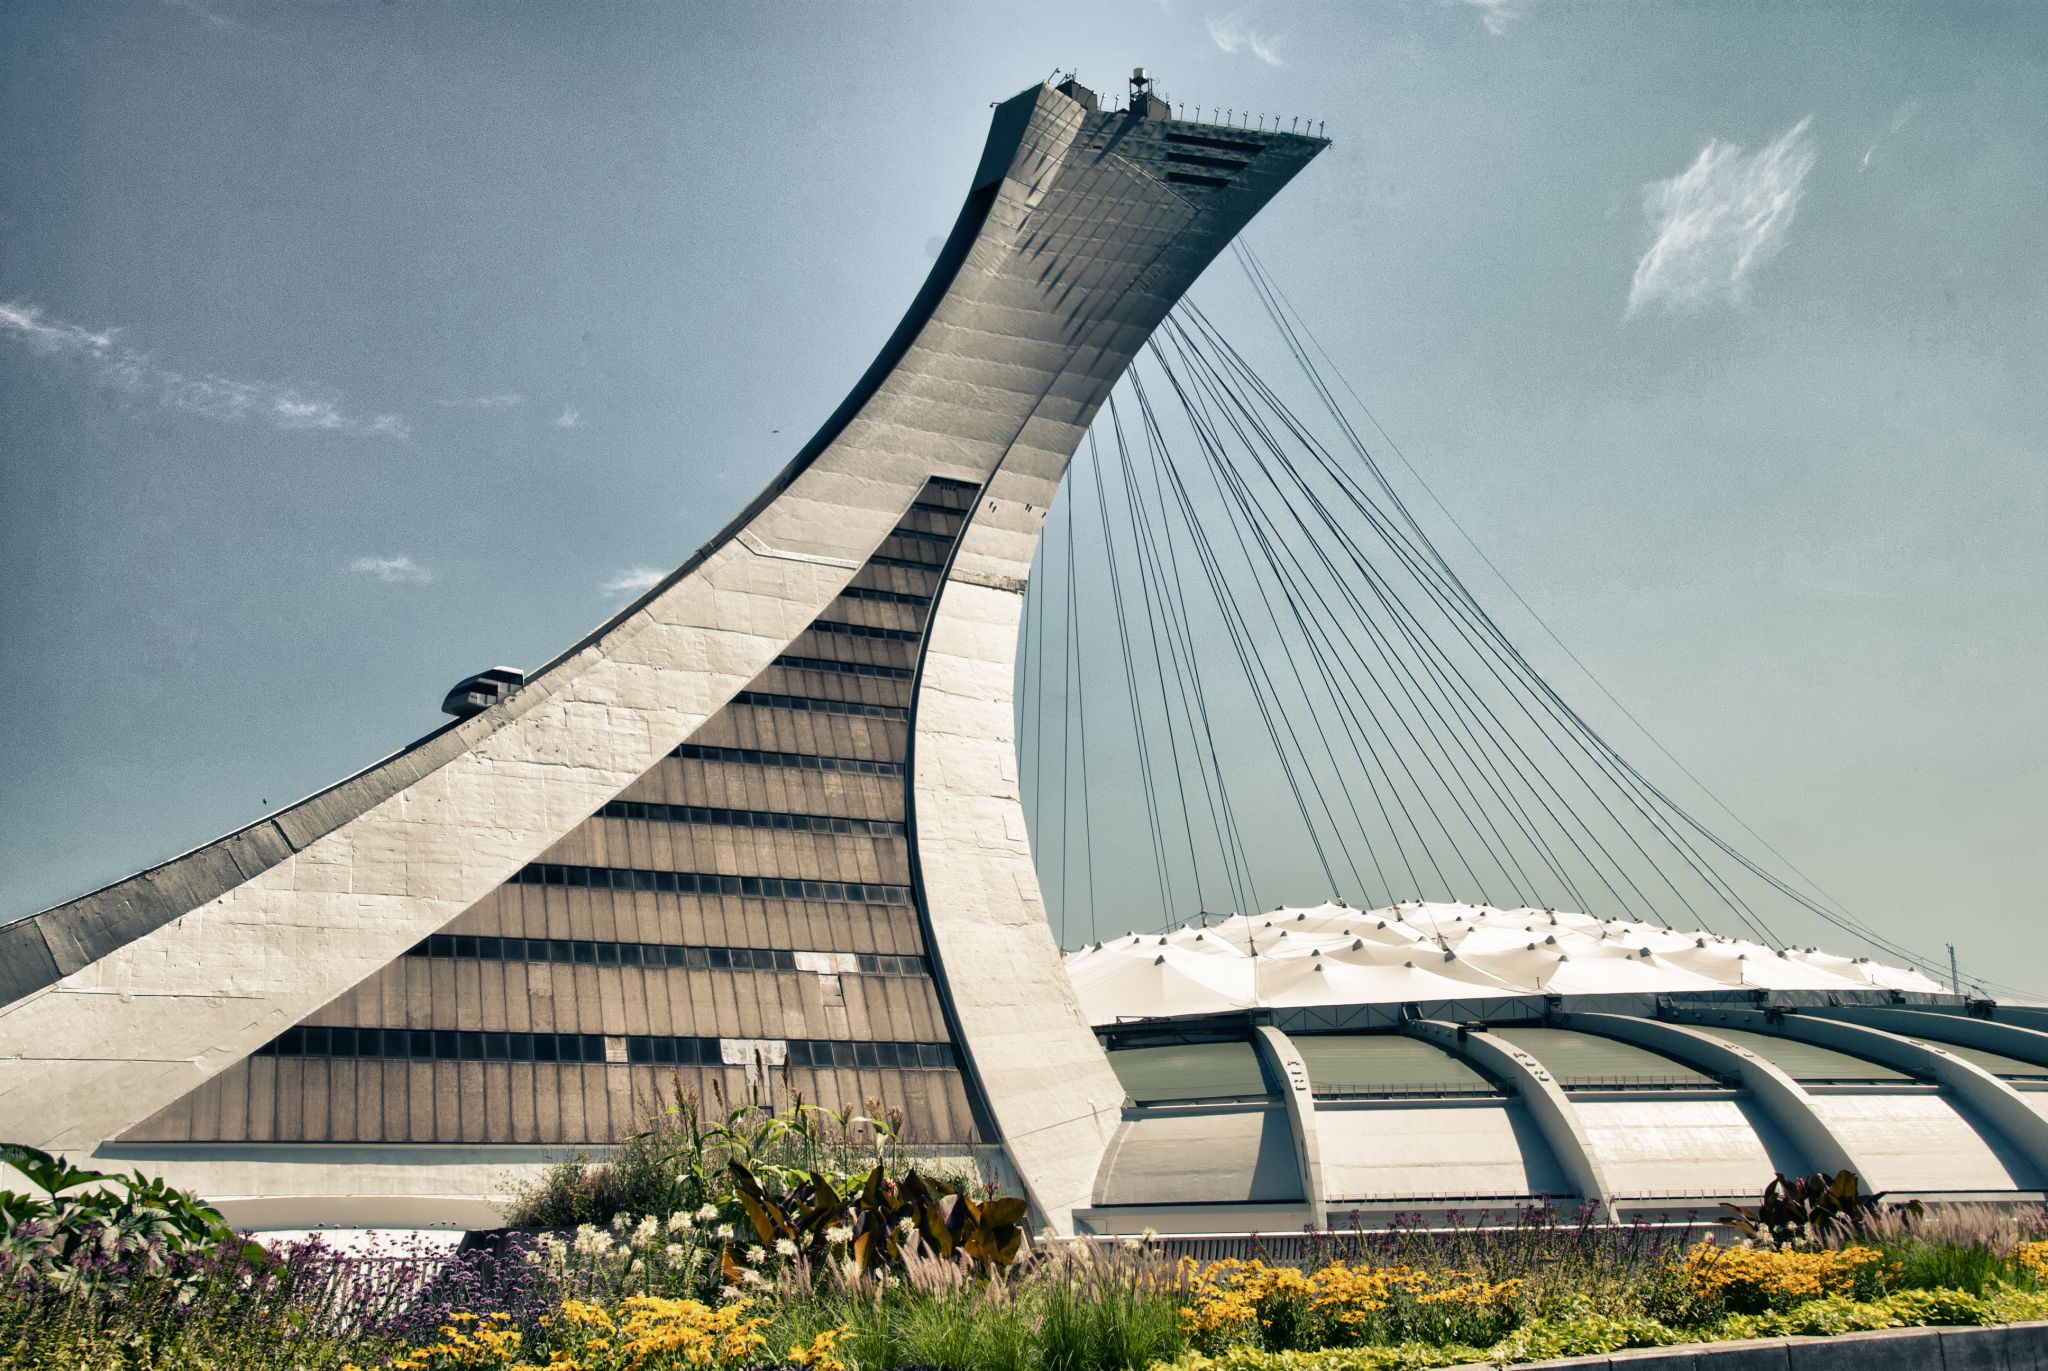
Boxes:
[350,555,433,585]
[601,566,665,596]
[1206,10,1285,65]
[437,392,526,409]
[555,406,583,429]
[1627,117,1817,316]
[1860,99,1919,173]
[0,301,409,437]
[1454,0,1534,36]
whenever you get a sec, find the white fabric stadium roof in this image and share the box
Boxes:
[1063,900,1948,1026]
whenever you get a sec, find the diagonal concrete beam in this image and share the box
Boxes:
[1667,1007,2048,1184]
[1251,1025,1327,1230]
[1405,1019,1617,1224]
[1554,1011,1869,1180]
[1804,1005,2048,1069]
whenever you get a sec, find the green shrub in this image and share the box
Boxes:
[1485,1306,1681,1361]
[1878,1286,1994,1326]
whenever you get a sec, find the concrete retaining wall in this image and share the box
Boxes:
[1444,1318,2048,1369]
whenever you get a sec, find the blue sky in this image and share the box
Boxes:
[2,2,2043,992]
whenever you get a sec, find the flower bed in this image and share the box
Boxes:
[11,1105,2048,1371]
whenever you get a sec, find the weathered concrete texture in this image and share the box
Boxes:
[0,79,1324,1229]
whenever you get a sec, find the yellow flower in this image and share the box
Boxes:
[1679,1242,1888,1308]
[788,1326,852,1371]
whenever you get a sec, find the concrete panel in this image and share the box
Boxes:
[1574,1098,1782,1201]
[1805,1092,2035,1193]
[1095,1106,1304,1207]
[1318,1099,1569,1203]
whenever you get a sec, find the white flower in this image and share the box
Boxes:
[667,1211,691,1233]
[697,1203,720,1221]
[610,1213,630,1234]
[632,1216,660,1247]
[741,1267,766,1287]
[1121,1236,1142,1250]
[746,1244,768,1266]
[895,1217,915,1236]
[825,1225,853,1245]
[1141,1226,1158,1243]
[720,1284,742,1301]
[774,1237,799,1258]
[663,1243,687,1264]
[715,1224,734,1241]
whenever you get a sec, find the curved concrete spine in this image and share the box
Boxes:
[1672,1008,2048,1181]
[1252,1026,1327,1229]
[1555,1011,1867,1179]
[1807,1006,2048,1067]
[0,81,1326,1224]
[1405,1020,1617,1222]
[906,93,1325,1229]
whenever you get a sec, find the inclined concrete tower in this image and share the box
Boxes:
[0,77,1325,1230]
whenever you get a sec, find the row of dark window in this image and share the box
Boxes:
[1165,129,1264,155]
[837,585,932,608]
[671,743,904,778]
[1165,170,1232,189]
[884,528,955,550]
[254,1027,955,1072]
[774,654,913,682]
[403,933,924,976]
[509,863,911,905]
[869,553,946,572]
[1166,149,1250,173]
[731,691,908,721]
[908,500,969,521]
[808,618,921,644]
[640,1037,955,1072]
[597,798,903,836]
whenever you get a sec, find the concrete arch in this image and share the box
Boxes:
[1405,1019,1617,1223]
[1251,1025,1328,1229]
[1667,1008,2048,1185]
[1553,1011,1868,1181]
[1807,1005,2048,1068]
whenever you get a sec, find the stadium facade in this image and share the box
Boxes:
[6,75,2046,1235]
